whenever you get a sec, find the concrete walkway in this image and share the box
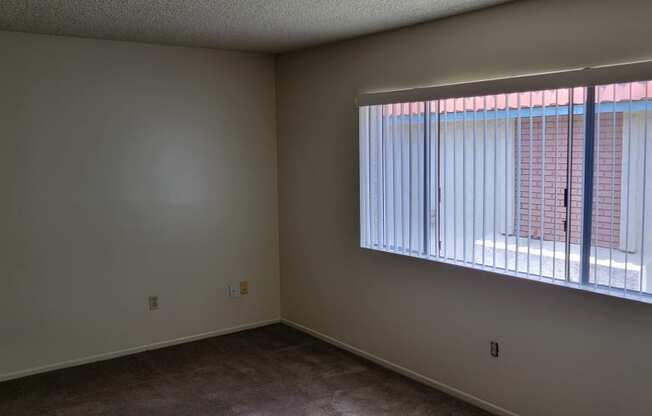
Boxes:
[444,235,645,292]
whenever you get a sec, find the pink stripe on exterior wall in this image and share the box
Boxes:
[383,82,652,115]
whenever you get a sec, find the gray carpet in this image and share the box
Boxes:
[0,324,491,415]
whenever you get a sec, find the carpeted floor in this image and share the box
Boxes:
[0,324,492,415]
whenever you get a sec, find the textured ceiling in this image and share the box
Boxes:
[0,0,511,53]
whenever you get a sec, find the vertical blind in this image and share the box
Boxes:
[359,76,652,301]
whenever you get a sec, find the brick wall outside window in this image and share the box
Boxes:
[518,114,623,248]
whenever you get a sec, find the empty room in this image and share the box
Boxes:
[2,0,652,415]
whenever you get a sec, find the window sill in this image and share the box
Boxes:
[362,245,652,305]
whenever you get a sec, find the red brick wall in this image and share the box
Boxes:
[518,114,622,248]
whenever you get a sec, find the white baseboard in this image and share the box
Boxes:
[0,318,280,383]
[281,318,518,416]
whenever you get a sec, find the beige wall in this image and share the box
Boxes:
[276,1,652,415]
[0,31,280,378]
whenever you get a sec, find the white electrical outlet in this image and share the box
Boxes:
[227,285,241,297]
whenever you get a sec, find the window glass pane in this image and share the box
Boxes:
[436,89,579,279]
[589,81,652,294]
[517,89,577,281]
[360,102,426,256]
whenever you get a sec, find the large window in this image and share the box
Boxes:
[359,77,652,301]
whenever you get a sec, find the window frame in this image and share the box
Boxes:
[358,62,652,304]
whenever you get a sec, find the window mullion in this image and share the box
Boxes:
[564,90,574,281]
[424,102,431,257]
[580,86,597,285]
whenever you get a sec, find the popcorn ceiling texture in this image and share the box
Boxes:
[0,0,509,53]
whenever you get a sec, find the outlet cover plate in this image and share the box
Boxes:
[228,285,241,297]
